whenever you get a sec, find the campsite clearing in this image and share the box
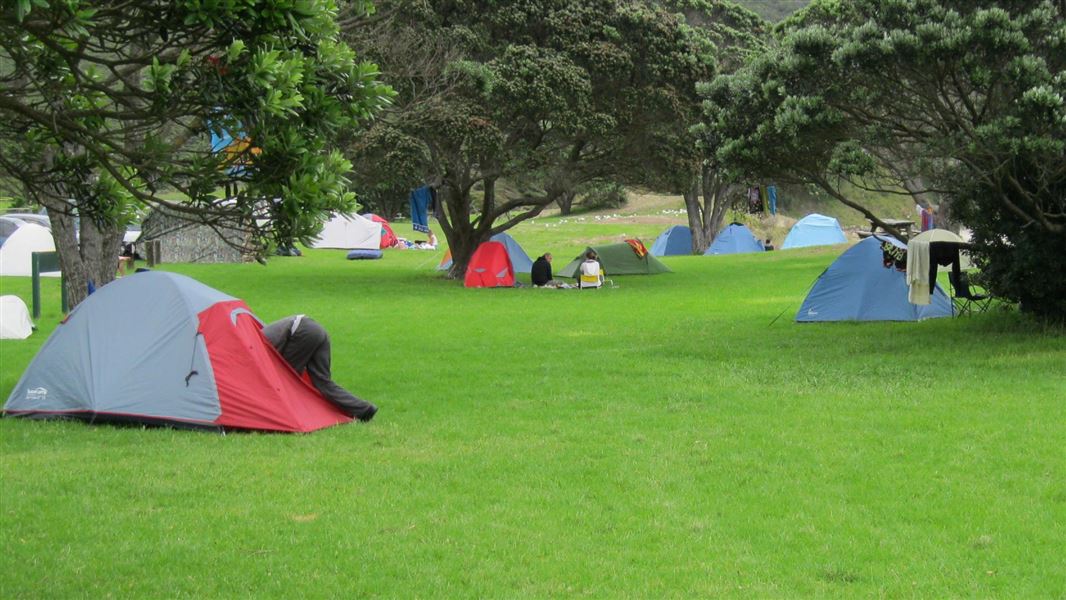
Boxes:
[1,223,1064,597]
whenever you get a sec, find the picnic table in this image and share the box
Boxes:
[858,217,915,239]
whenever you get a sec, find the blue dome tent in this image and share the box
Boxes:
[781,214,847,249]
[650,225,692,256]
[796,236,953,322]
[704,223,765,255]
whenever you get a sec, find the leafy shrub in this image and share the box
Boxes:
[580,182,627,211]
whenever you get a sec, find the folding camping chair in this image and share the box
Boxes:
[948,271,992,316]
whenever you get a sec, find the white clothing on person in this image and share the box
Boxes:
[579,259,604,289]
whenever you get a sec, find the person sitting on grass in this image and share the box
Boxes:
[262,315,377,422]
[531,252,568,287]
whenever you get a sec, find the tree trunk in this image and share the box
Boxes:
[683,175,704,254]
[437,176,491,280]
[687,165,734,254]
[556,190,576,215]
[703,168,733,250]
[42,195,124,310]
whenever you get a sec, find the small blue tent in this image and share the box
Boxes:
[796,236,953,322]
[650,225,692,256]
[781,213,847,249]
[437,232,533,273]
[704,223,765,255]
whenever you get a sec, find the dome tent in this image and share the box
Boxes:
[796,236,952,322]
[3,272,352,432]
[311,212,381,250]
[781,214,847,249]
[705,223,765,255]
[0,222,57,277]
[464,241,515,288]
[439,232,533,274]
[650,225,692,256]
[557,242,671,278]
[0,295,34,339]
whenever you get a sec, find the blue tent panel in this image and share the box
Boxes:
[704,224,765,255]
[781,213,848,249]
[210,130,235,154]
[491,232,533,274]
[796,236,953,322]
[650,226,692,256]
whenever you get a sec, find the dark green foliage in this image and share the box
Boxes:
[344,0,719,276]
[1,0,391,305]
[732,0,811,21]
[580,181,629,211]
[701,0,1066,317]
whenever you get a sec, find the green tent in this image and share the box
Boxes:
[557,243,672,278]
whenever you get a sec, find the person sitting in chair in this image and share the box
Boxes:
[262,315,378,422]
[578,250,605,289]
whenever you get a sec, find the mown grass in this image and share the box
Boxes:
[1,219,1064,598]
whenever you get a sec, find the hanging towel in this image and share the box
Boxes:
[906,238,932,305]
[767,185,778,215]
[410,186,433,233]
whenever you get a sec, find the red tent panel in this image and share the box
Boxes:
[198,300,352,432]
[368,214,398,249]
[464,241,515,288]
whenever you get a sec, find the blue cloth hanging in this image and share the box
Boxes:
[409,186,433,233]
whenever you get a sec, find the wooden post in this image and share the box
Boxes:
[31,251,65,318]
[31,253,41,319]
[145,239,162,267]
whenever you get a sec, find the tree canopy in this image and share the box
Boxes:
[345,0,722,275]
[701,0,1066,317]
[654,0,767,254]
[1,0,391,305]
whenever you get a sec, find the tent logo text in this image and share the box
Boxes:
[26,387,47,401]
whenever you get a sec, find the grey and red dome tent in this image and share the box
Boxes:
[3,272,352,432]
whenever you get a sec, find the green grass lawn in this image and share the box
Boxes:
[1,218,1064,597]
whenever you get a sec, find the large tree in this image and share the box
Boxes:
[701,0,1066,316]
[345,0,719,276]
[1,0,391,306]
[650,0,766,254]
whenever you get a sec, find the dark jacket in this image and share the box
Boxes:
[262,315,376,421]
[531,256,553,286]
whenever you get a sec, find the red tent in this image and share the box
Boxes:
[464,241,515,288]
[366,214,398,249]
[3,272,352,433]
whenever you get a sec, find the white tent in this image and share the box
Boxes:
[3,213,50,229]
[311,213,381,250]
[0,295,34,339]
[0,223,58,277]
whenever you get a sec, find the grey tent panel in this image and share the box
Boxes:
[4,272,230,423]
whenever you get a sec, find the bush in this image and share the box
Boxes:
[580,182,627,211]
